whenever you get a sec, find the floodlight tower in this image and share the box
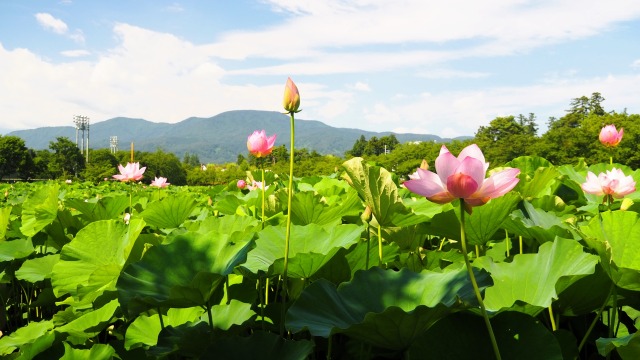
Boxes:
[73,115,90,163]
[109,136,119,154]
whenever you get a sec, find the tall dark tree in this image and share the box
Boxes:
[49,137,85,178]
[0,135,32,180]
[347,135,367,157]
[588,92,606,116]
[138,149,187,185]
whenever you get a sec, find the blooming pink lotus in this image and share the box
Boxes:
[237,179,247,189]
[113,162,146,182]
[599,125,623,147]
[247,181,267,191]
[581,168,636,198]
[247,130,276,158]
[404,144,520,211]
[283,77,300,113]
[150,176,170,188]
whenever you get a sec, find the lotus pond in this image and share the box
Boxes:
[1,156,640,359]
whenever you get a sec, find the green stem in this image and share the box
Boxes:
[206,301,214,332]
[261,167,266,229]
[505,230,510,257]
[578,282,614,352]
[365,224,371,269]
[281,111,296,336]
[158,307,164,329]
[548,305,557,331]
[459,201,502,360]
[519,236,523,255]
[378,224,383,267]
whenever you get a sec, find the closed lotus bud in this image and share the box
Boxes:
[361,205,372,223]
[283,77,300,113]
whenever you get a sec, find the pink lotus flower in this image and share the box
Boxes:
[283,77,300,113]
[150,177,170,188]
[599,125,623,147]
[404,144,520,212]
[113,162,146,182]
[237,179,246,189]
[247,181,267,191]
[581,168,636,198]
[247,130,276,158]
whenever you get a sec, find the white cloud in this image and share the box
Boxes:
[165,3,185,12]
[35,13,68,34]
[632,59,640,69]
[61,49,91,57]
[417,69,490,79]
[34,12,85,43]
[349,82,371,92]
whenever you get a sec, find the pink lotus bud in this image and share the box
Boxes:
[247,130,276,158]
[237,179,246,189]
[283,77,300,113]
[599,125,623,147]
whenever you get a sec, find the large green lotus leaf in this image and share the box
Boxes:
[402,196,448,222]
[0,205,11,240]
[20,183,60,237]
[51,219,145,302]
[187,214,258,235]
[597,331,640,359]
[407,311,563,360]
[517,165,560,199]
[241,223,363,278]
[65,195,129,223]
[125,306,205,350]
[286,266,490,350]
[204,299,256,330]
[581,210,640,290]
[290,190,357,226]
[212,193,246,216]
[554,264,612,316]
[0,319,54,356]
[344,240,400,276]
[341,157,417,227]
[478,237,598,311]
[502,200,574,244]
[464,192,521,246]
[147,322,214,358]
[117,229,254,316]
[203,331,314,360]
[0,238,34,262]
[61,343,117,360]
[141,194,198,229]
[15,254,60,283]
[56,299,119,339]
[505,156,553,178]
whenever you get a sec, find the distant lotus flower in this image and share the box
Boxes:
[599,125,623,147]
[247,181,267,191]
[113,162,146,182]
[581,168,636,198]
[151,177,170,188]
[404,144,520,212]
[123,213,131,225]
[237,179,246,189]
[65,179,72,184]
[247,130,277,158]
[283,77,300,113]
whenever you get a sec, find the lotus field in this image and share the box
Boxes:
[1,79,640,359]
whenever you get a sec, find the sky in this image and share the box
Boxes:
[1,0,640,139]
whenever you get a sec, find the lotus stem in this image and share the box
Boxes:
[519,235,523,255]
[378,224,383,267]
[548,305,557,331]
[206,301,214,332]
[158,307,164,329]
[261,166,266,229]
[281,111,295,335]
[505,230,510,257]
[578,282,614,352]
[459,200,501,360]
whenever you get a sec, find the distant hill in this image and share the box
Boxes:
[8,110,467,163]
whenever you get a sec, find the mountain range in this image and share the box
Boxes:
[8,110,464,163]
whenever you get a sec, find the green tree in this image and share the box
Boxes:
[0,135,32,180]
[474,116,539,167]
[138,149,187,185]
[82,149,119,182]
[49,137,85,179]
[347,135,367,157]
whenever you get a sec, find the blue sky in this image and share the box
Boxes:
[1,0,640,138]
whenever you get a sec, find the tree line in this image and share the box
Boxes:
[1,92,636,184]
